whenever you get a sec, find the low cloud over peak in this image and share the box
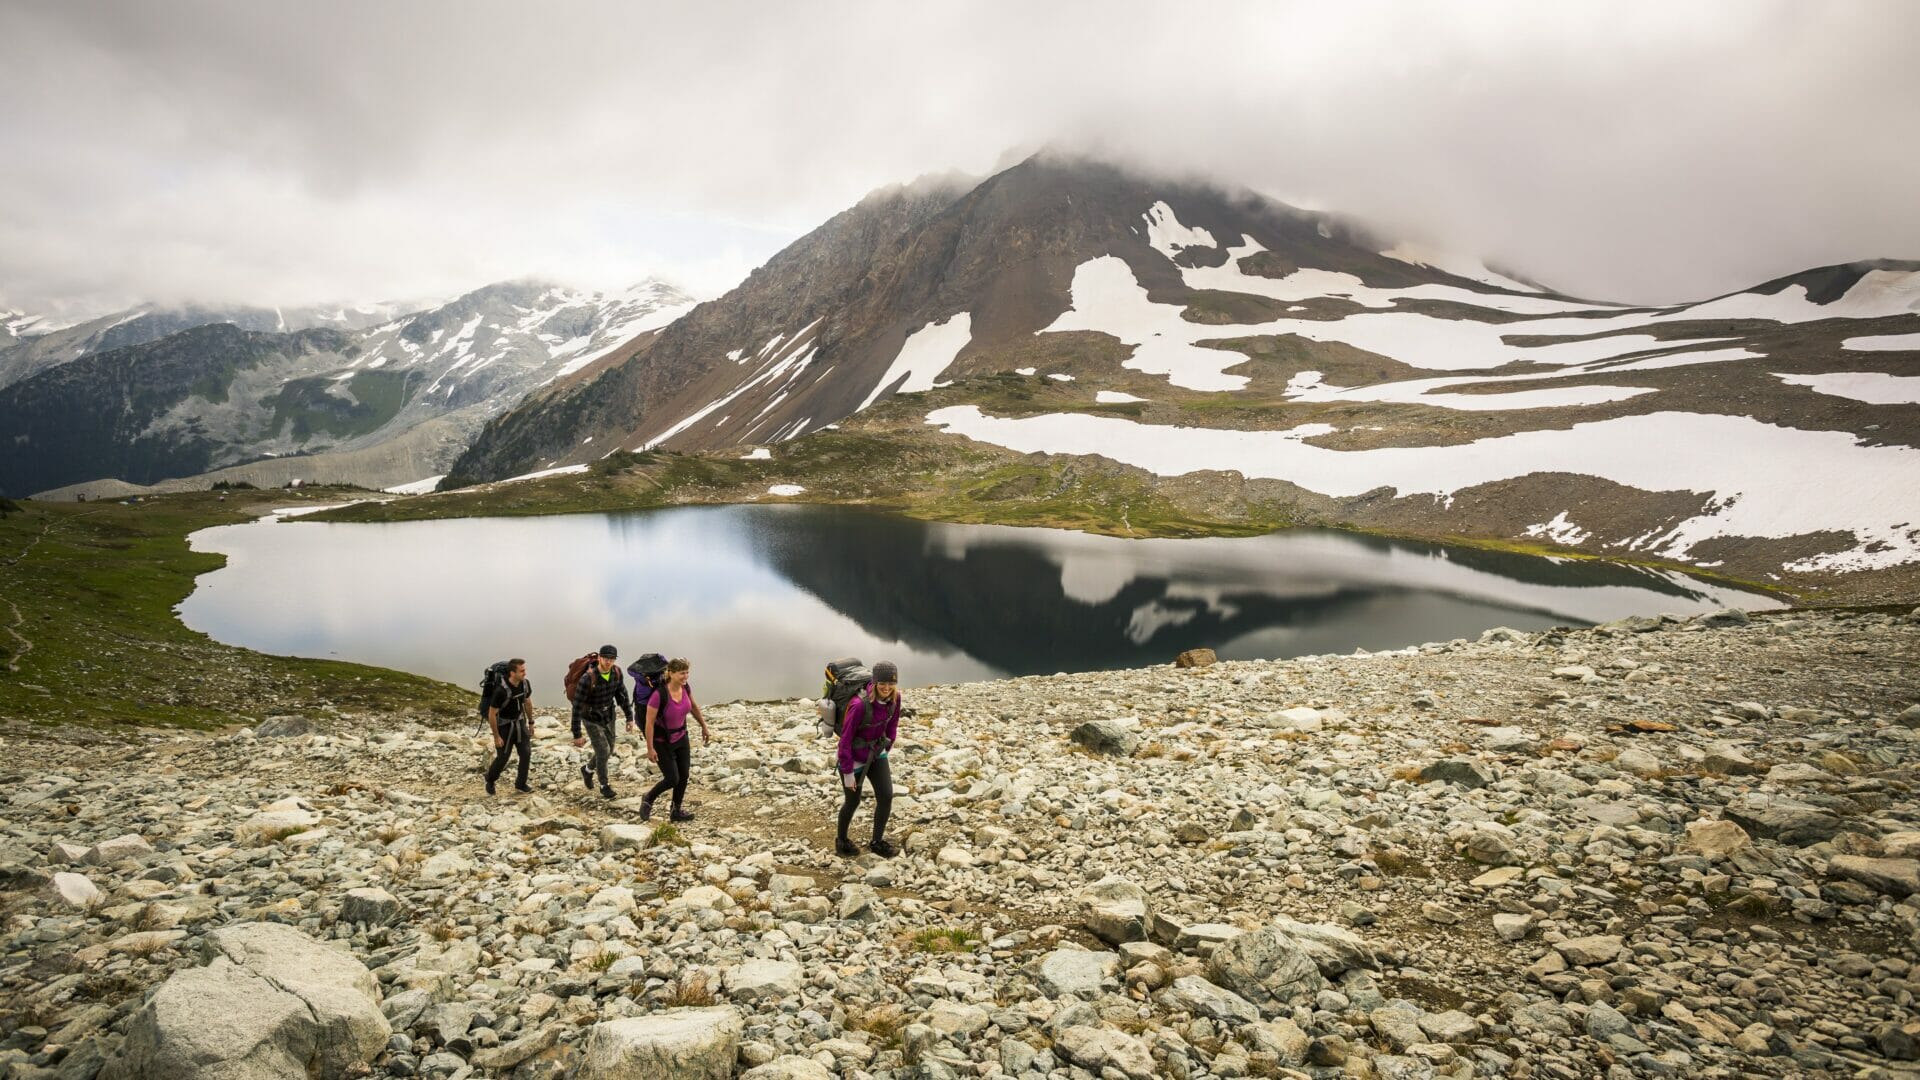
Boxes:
[2,1,1916,316]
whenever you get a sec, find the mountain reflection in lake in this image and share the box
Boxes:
[181,504,1772,707]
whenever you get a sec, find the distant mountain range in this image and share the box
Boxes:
[446,153,1920,585]
[0,280,692,497]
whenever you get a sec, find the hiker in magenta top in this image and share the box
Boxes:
[640,657,709,823]
[836,660,902,858]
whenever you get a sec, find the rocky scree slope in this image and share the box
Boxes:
[5,607,1920,1078]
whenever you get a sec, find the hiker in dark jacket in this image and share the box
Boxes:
[640,657,710,823]
[484,659,534,795]
[836,660,902,858]
[571,644,633,799]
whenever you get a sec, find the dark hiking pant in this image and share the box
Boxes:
[645,737,692,810]
[584,718,617,788]
[837,754,892,844]
[486,721,531,787]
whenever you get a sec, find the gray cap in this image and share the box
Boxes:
[872,660,898,683]
[598,644,618,659]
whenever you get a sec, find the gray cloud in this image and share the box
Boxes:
[2,0,1916,317]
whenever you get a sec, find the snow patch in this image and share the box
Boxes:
[741,447,772,460]
[1047,373,1075,382]
[1773,371,1920,405]
[500,464,589,485]
[1095,391,1147,403]
[1382,242,1542,294]
[1524,512,1592,546]
[1143,202,1217,262]
[859,312,973,409]
[383,475,445,495]
[1842,332,1920,352]
[767,484,806,497]
[1014,367,1036,376]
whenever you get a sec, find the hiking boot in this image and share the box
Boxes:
[669,808,694,823]
[835,837,860,858]
[513,783,533,794]
[485,777,496,796]
[639,797,655,822]
[579,765,593,791]
[868,837,898,858]
[600,786,618,800]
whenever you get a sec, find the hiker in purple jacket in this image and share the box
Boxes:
[640,657,709,823]
[836,660,902,858]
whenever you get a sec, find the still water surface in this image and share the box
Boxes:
[180,505,1771,706]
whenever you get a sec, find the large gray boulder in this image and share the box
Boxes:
[1052,1025,1156,1079]
[1162,976,1260,1024]
[1723,793,1844,846]
[577,1007,743,1080]
[1269,917,1377,976]
[1070,720,1141,757]
[1080,875,1150,944]
[116,923,387,1080]
[1035,948,1120,998]
[1207,926,1324,1011]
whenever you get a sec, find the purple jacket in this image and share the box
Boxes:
[837,690,902,775]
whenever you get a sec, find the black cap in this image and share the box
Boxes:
[872,660,898,683]
[598,644,618,659]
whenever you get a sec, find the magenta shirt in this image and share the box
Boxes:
[648,685,695,743]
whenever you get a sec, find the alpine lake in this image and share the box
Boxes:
[179,503,1775,708]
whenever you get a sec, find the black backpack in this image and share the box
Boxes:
[627,653,671,711]
[478,660,514,717]
[819,657,872,737]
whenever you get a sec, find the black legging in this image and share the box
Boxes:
[838,755,892,844]
[485,721,530,787]
[646,737,691,809]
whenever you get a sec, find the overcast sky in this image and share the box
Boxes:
[2,1,1916,317]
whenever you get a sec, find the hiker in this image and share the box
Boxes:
[570,644,634,799]
[836,659,902,858]
[484,658,533,795]
[639,657,710,823]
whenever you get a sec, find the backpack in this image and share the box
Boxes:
[817,657,872,738]
[562,652,603,704]
[627,653,670,712]
[478,659,514,717]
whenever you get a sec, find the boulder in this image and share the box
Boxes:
[1070,720,1140,757]
[601,823,651,852]
[722,959,803,1002]
[1162,976,1260,1024]
[1723,793,1844,847]
[1420,758,1494,789]
[1613,748,1664,778]
[469,1025,561,1072]
[838,884,883,922]
[1269,917,1377,975]
[1683,818,1752,860]
[926,1001,990,1038]
[1207,925,1324,1010]
[255,716,317,738]
[1052,1025,1156,1080]
[1244,1018,1310,1065]
[1461,822,1522,866]
[1828,856,1920,898]
[118,923,387,1080]
[1080,875,1150,944]
[577,1007,743,1080]
[1693,608,1750,628]
[1899,705,1920,729]
[1035,948,1120,997]
[339,887,401,926]
[741,1059,834,1080]
[51,871,101,910]
[85,833,154,865]
[1174,648,1217,668]
[1557,935,1625,966]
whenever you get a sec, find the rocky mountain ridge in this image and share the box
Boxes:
[0,279,694,497]
[5,606,1920,1077]
[441,155,1920,594]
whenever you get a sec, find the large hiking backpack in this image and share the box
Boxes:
[478,659,514,717]
[627,653,670,711]
[817,657,872,738]
[562,652,603,704]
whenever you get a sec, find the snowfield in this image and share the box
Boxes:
[859,313,973,408]
[925,405,1920,572]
